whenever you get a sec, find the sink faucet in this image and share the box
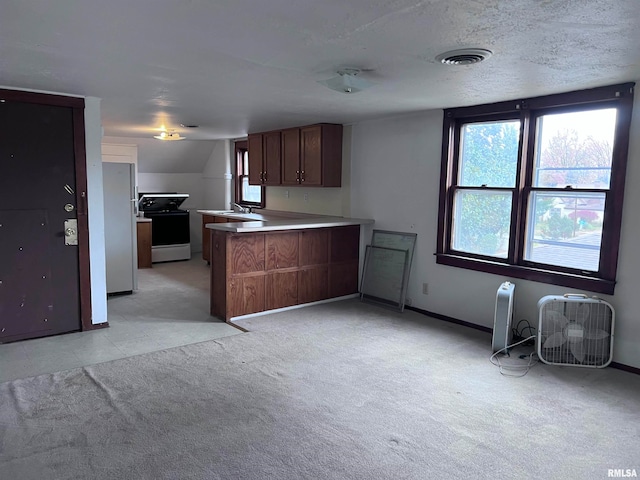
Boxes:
[231,202,251,213]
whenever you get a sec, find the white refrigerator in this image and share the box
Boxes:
[103,162,138,294]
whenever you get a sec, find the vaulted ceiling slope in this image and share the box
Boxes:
[103,136,218,174]
[3,0,640,140]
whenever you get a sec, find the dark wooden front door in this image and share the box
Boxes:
[0,91,89,342]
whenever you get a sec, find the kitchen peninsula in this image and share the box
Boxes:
[197,210,373,322]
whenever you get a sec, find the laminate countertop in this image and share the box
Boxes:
[197,209,373,233]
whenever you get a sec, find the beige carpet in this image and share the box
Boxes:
[1,299,638,479]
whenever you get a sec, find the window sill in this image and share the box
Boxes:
[435,253,615,295]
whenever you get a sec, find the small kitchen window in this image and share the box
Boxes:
[235,140,265,208]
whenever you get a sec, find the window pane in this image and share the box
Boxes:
[524,191,604,271]
[459,120,520,187]
[452,190,512,258]
[533,109,616,189]
[241,177,262,203]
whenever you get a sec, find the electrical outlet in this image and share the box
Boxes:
[405,297,412,306]
[422,283,428,295]
[304,193,309,202]
[284,190,289,198]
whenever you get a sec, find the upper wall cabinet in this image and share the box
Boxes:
[248,132,281,186]
[247,134,263,185]
[300,124,342,187]
[281,128,301,186]
[249,123,343,187]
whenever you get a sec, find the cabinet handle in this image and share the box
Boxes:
[301,170,305,183]
[263,172,267,183]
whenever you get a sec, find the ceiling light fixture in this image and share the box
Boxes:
[435,48,493,65]
[318,68,374,94]
[153,130,185,141]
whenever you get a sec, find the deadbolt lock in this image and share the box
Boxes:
[64,219,78,246]
[64,203,75,212]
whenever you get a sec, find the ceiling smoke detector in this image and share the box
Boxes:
[318,68,374,94]
[435,48,493,65]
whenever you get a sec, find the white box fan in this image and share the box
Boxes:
[537,294,615,368]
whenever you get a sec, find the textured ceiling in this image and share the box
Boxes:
[2,0,640,140]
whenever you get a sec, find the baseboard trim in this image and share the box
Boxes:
[610,362,640,375]
[405,305,639,375]
[229,294,360,326]
[84,321,109,331]
[405,305,492,334]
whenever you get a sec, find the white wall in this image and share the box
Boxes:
[611,90,640,369]
[101,142,138,186]
[349,93,640,369]
[202,140,232,211]
[102,136,214,174]
[84,97,108,325]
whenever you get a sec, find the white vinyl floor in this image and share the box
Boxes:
[0,257,241,383]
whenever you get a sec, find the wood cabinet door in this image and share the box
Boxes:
[329,262,359,298]
[247,134,263,185]
[229,233,265,274]
[230,275,265,317]
[266,232,299,270]
[210,230,227,318]
[299,229,329,266]
[266,271,298,310]
[263,131,282,185]
[299,266,328,304]
[281,128,301,185]
[136,222,152,268]
[300,125,322,186]
[330,225,360,263]
[328,225,360,298]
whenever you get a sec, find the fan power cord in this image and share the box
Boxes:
[512,319,536,346]
[490,335,538,377]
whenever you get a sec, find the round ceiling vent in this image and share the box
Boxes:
[435,48,493,65]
